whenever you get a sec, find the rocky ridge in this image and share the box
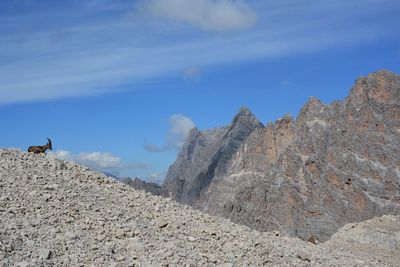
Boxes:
[122,177,168,197]
[0,149,386,266]
[164,70,400,242]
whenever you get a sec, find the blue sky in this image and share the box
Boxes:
[1,0,399,182]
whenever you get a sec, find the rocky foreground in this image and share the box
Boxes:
[1,150,399,266]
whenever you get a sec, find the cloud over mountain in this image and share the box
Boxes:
[145,114,195,152]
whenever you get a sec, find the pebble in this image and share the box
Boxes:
[115,229,126,239]
[38,248,51,260]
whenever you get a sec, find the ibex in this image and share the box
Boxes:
[28,138,53,154]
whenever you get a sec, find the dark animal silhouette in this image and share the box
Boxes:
[28,138,53,154]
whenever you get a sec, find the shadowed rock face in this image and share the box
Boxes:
[164,107,263,206]
[164,70,400,242]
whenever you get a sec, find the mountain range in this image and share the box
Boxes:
[153,70,400,242]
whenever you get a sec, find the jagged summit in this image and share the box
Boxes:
[355,69,397,84]
[349,69,400,104]
[308,96,323,104]
[230,107,264,130]
[233,107,257,120]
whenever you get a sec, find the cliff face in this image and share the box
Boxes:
[164,70,400,241]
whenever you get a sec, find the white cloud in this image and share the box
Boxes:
[167,114,196,149]
[137,0,257,32]
[48,150,150,175]
[145,114,195,152]
[76,152,121,170]
[49,150,121,170]
[183,66,201,81]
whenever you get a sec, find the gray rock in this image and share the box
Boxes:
[115,229,126,239]
[38,248,51,260]
[65,231,78,240]
[297,251,312,262]
[155,219,169,229]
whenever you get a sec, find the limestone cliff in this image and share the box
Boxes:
[164,70,400,242]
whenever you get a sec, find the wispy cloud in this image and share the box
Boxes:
[145,114,195,152]
[144,140,164,153]
[183,66,201,81]
[280,80,292,87]
[0,0,398,104]
[48,150,151,176]
[136,0,257,32]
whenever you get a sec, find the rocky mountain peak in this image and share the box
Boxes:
[230,107,263,131]
[276,113,294,125]
[354,69,397,88]
[348,69,400,107]
[296,96,327,126]
[308,96,323,106]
